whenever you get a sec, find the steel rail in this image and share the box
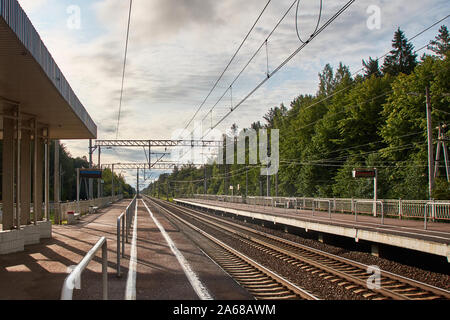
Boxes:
[165,199,450,300]
[144,196,318,300]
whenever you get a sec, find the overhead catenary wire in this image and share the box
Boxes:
[177,0,355,165]
[295,0,323,44]
[180,0,273,135]
[115,0,133,140]
[288,14,450,117]
[201,0,356,140]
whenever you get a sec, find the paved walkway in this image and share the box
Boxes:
[0,199,251,300]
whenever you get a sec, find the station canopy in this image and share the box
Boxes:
[0,0,96,139]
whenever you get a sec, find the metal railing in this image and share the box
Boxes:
[61,236,108,300]
[313,199,332,218]
[58,195,124,221]
[116,196,137,277]
[355,200,384,224]
[191,195,450,229]
[424,201,450,230]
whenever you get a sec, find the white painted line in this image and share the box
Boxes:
[125,201,138,300]
[142,200,213,300]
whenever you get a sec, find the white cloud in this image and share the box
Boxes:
[19,0,450,188]
[18,0,48,12]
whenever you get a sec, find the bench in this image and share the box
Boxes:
[89,206,99,214]
[67,212,81,225]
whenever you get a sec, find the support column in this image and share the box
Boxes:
[97,146,101,198]
[2,113,15,230]
[20,123,31,225]
[54,140,60,224]
[426,87,434,199]
[112,164,115,198]
[15,110,21,229]
[371,244,380,257]
[34,126,44,221]
[89,139,93,200]
[44,131,50,221]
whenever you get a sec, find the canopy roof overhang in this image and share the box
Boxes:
[0,0,96,139]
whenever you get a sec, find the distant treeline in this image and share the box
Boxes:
[147,27,450,200]
[0,142,136,201]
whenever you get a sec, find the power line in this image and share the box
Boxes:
[201,0,356,139]
[198,0,303,127]
[115,0,133,140]
[290,14,450,116]
[181,0,273,134]
[295,0,323,44]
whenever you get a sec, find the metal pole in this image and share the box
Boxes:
[89,139,93,200]
[16,109,21,229]
[442,138,450,181]
[54,140,60,224]
[111,164,115,198]
[434,125,442,178]
[275,172,278,197]
[33,119,38,225]
[98,146,101,198]
[426,87,434,199]
[373,168,378,217]
[245,166,248,198]
[44,132,49,221]
[204,166,207,195]
[102,241,108,300]
[116,216,121,277]
[77,168,80,213]
[137,169,139,197]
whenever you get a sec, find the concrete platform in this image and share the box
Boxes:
[0,199,252,300]
[174,199,450,262]
[0,221,52,255]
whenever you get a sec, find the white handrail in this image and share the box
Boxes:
[61,236,108,300]
[117,196,137,277]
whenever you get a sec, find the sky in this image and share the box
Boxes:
[17,0,450,188]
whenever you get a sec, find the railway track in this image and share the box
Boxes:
[146,196,450,301]
[143,197,318,300]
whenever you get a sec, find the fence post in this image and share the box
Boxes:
[102,241,108,300]
[398,198,402,219]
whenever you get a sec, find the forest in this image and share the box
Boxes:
[0,142,135,201]
[144,26,450,201]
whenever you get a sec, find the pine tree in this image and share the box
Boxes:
[382,28,417,76]
[428,25,450,58]
[362,57,381,78]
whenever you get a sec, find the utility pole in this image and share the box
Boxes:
[97,146,101,198]
[136,168,139,197]
[204,165,207,195]
[89,139,93,200]
[275,172,278,197]
[111,164,115,198]
[434,123,450,181]
[373,168,378,216]
[245,166,248,198]
[426,87,434,199]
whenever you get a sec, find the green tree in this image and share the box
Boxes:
[428,25,450,58]
[362,57,382,78]
[382,28,417,76]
